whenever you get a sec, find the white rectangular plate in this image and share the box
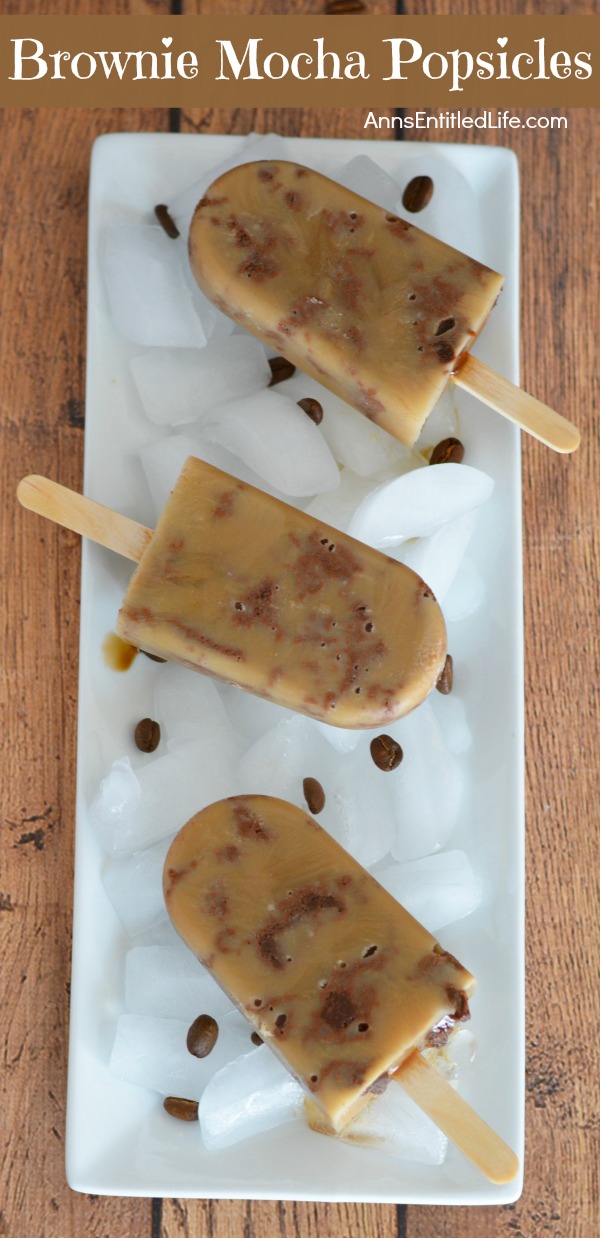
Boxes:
[66,133,524,1203]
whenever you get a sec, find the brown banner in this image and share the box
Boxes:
[0,16,598,108]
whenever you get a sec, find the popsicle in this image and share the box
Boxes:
[164,794,518,1182]
[189,160,579,453]
[17,460,447,728]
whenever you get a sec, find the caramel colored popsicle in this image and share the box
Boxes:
[117,456,446,728]
[189,160,504,448]
[164,795,476,1132]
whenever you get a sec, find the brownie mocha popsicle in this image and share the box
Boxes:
[164,794,476,1131]
[164,795,519,1182]
[189,160,579,453]
[116,456,446,728]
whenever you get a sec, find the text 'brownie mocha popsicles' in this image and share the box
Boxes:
[189,160,579,453]
[163,794,518,1183]
[17,459,447,728]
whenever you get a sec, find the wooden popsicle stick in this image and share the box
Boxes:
[395,1050,519,1185]
[17,475,153,563]
[452,354,581,454]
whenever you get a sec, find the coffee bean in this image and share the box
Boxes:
[325,0,366,11]
[268,356,296,386]
[402,175,434,214]
[154,203,180,239]
[370,735,403,772]
[186,1013,219,1058]
[297,397,323,426]
[250,1031,264,1046]
[303,777,326,814]
[436,654,454,695]
[134,717,161,753]
[140,649,167,664]
[163,1096,199,1121]
[429,437,465,466]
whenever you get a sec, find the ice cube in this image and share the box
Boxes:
[90,756,142,856]
[308,716,361,754]
[283,375,413,478]
[203,390,340,496]
[125,945,236,1022]
[446,1027,477,1070]
[374,850,481,933]
[237,716,379,859]
[140,917,187,950]
[340,1080,447,1165]
[430,694,472,755]
[185,427,294,502]
[136,731,241,838]
[347,464,494,550]
[180,259,236,343]
[140,431,282,524]
[199,1045,304,1150]
[130,337,271,428]
[415,386,460,452]
[139,433,202,517]
[103,833,174,936]
[305,469,395,536]
[109,1011,250,1101]
[280,371,413,479]
[336,155,402,213]
[396,153,482,262]
[152,662,231,746]
[443,557,485,622]
[397,510,480,603]
[330,736,395,867]
[218,683,293,745]
[237,715,317,806]
[384,704,464,861]
[91,730,241,857]
[101,226,206,348]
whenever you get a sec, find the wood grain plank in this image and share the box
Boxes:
[403,0,598,13]
[178,105,390,143]
[177,0,401,142]
[177,0,397,143]
[1,0,164,12]
[179,0,390,11]
[160,1199,400,1237]
[0,103,170,1238]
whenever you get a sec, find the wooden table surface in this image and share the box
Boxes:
[2,1,598,1235]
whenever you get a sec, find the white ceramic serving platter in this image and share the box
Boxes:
[65,133,524,1202]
